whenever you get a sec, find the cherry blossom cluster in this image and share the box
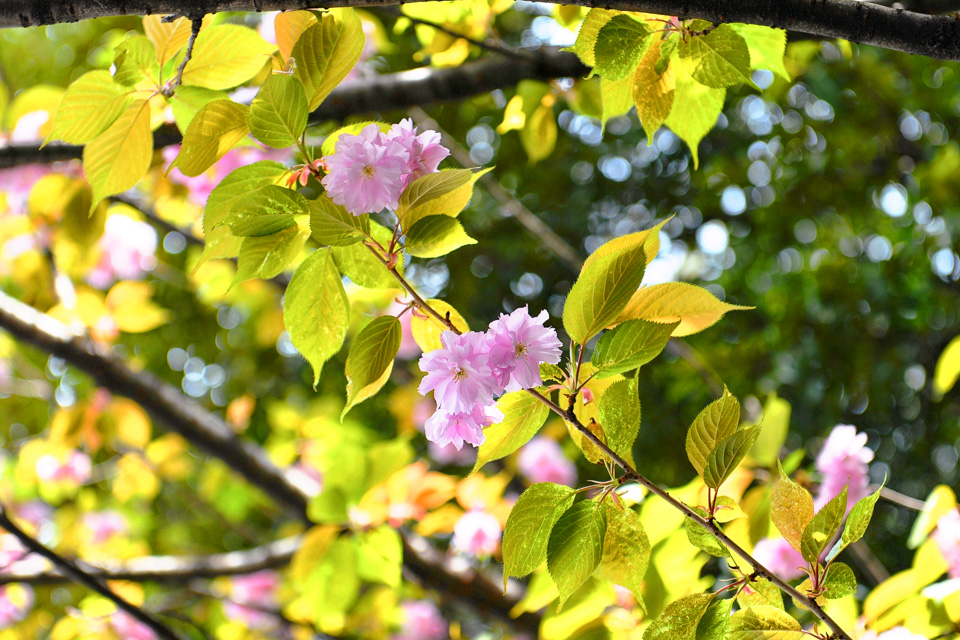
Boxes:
[321,119,450,216]
[418,306,562,450]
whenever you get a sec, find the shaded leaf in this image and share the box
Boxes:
[800,486,847,564]
[248,71,309,148]
[593,15,652,81]
[548,500,607,610]
[686,389,740,478]
[404,215,477,258]
[503,483,576,583]
[343,316,401,418]
[593,318,677,378]
[601,501,650,605]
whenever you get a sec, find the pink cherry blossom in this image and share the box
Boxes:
[486,306,562,392]
[518,437,577,486]
[395,600,447,640]
[452,509,502,557]
[321,124,410,215]
[419,331,499,414]
[425,402,503,450]
[0,584,33,629]
[0,535,27,569]
[223,570,280,630]
[87,214,158,289]
[752,537,805,581]
[814,424,874,510]
[35,450,91,485]
[110,611,156,640]
[84,510,128,544]
[870,628,928,640]
[933,509,960,579]
[385,119,450,189]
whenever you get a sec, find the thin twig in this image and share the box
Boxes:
[382,7,530,60]
[0,506,186,640]
[162,15,203,97]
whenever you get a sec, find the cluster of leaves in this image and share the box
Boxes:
[567,11,788,166]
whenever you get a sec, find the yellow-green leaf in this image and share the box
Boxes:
[113,35,160,86]
[703,424,762,490]
[221,185,307,237]
[548,500,606,610]
[593,318,676,378]
[730,24,789,81]
[800,486,847,563]
[275,10,319,61]
[568,8,617,67]
[663,69,725,168]
[309,195,369,246]
[678,24,752,89]
[143,15,192,68]
[233,220,309,284]
[934,335,960,399]
[770,461,815,553]
[293,9,364,110]
[410,299,469,352]
[593,15,652,81]
[248,71,309,149]
[343,316,401,419]
[330,221,403,290]
[473,391,551,473]
[503,483,576,584]
[404,215,477,258]
[170,99,249,177]
[169,86,230,134]
[520,102,557,165]
[727,605,803,640]
[83,99,153,205]
[634,37,676,141]
[397,168,490,228]
[181,24,275,90]
[686,389,740,477]
[613,282,752,336]
[601,502,651,605]
[283,248,349,385]
[643,593,715,640]
[46,70,133,145]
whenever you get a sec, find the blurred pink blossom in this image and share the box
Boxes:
[223,570,280,630]
[0,164,52,215]
[111,611,156,640]
[35,450,91,485]
[87,215,158,288]
[814,424,874,510]
[752,537,805,581]
[0,584,34,629]
[0,536,27,570]
[517,437,577,487]
[84,510,128,544]
[451,509,501,557]
[395,600,447,640]
[933,509,960,579]
[9,110,48,143]
[864,627,929,640]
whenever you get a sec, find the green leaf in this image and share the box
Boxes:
[642,593,715,640]
[685,389,740,478]
[397,168,490,228]
[737,578,784,610]
[113,35,160,86]
[233,221,309,283]
[354,525,402,588]
[293,9,365,110]
[46,70,132,145]
[839,485,882,552]
[696,597,734,640]
[473,391,551,473]
[547,500,607,610]
[330,221,403,290]
[663,70,725,169]
[568,8,617,67]
[600,75,634,130]
[678,24,753,89]
[597,376,640,468]
[727,605,803,640]
[614,282,752,336]
[181,24,276,90]
[934,335,960,399]
[170,99,249,178]
[83,99,153,205]
[593,15,652,81]
[309,195,369,246]
[821,562,856,599]
[801,486,847,564]
[364,437,414,490]
[581,218,666,271]
[283,248,350,385]
[593,319,676,378]
[303,538,359,617]
[683,507,729,557]
[248,71,309,148]
[169,86,230,134]
[634,38,676,141]
[503,483,576,583]
[540,362,566,384]
[749,393,790,467]
[730,25,790,80]
[222,185,308,236]
[770,462,815,553]
[342,316,401,419]
[200,161,288,264]
[404,215,477,258]
[703,425,762,489]
[600,501,650,605]
[562,243,646,345]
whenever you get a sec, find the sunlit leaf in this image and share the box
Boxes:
[397,168,490,228]
[601,501,650,605]
[770,461,815,553]
[309,195,369,246]
[800,486,847,563]
[248,71,309,148]
[404,215,477,258]
[503,483,576,583]
[643,592,715,640]
[83,99,153,205]
[934,335,960,399]
[473,391,551,473]
[170,99,249,177]
[143,15,193,68]
[593,318,676,378]
[222,185,308,237]
[46,70,133,145]
[113,35,160,86]
[703,424,762,489]
[593,15,652,81]
[181,24,275,90]
[679,24,753,89]
[410,299,470,352]
[548,500,606,610]
[342,316,401,419]
[685,389,740,478]
[726,605,803,640]
[293,9,364,110]
[614,282,752,336]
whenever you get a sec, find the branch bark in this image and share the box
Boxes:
[0,507,186,640]
[3,0,960,60]
[0,289,539,633]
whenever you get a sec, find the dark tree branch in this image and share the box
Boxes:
[0,506,186,640]
[3,0,960,60]
[161,14,203,97]
[0,288,539,633]
[0,535,302,585]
